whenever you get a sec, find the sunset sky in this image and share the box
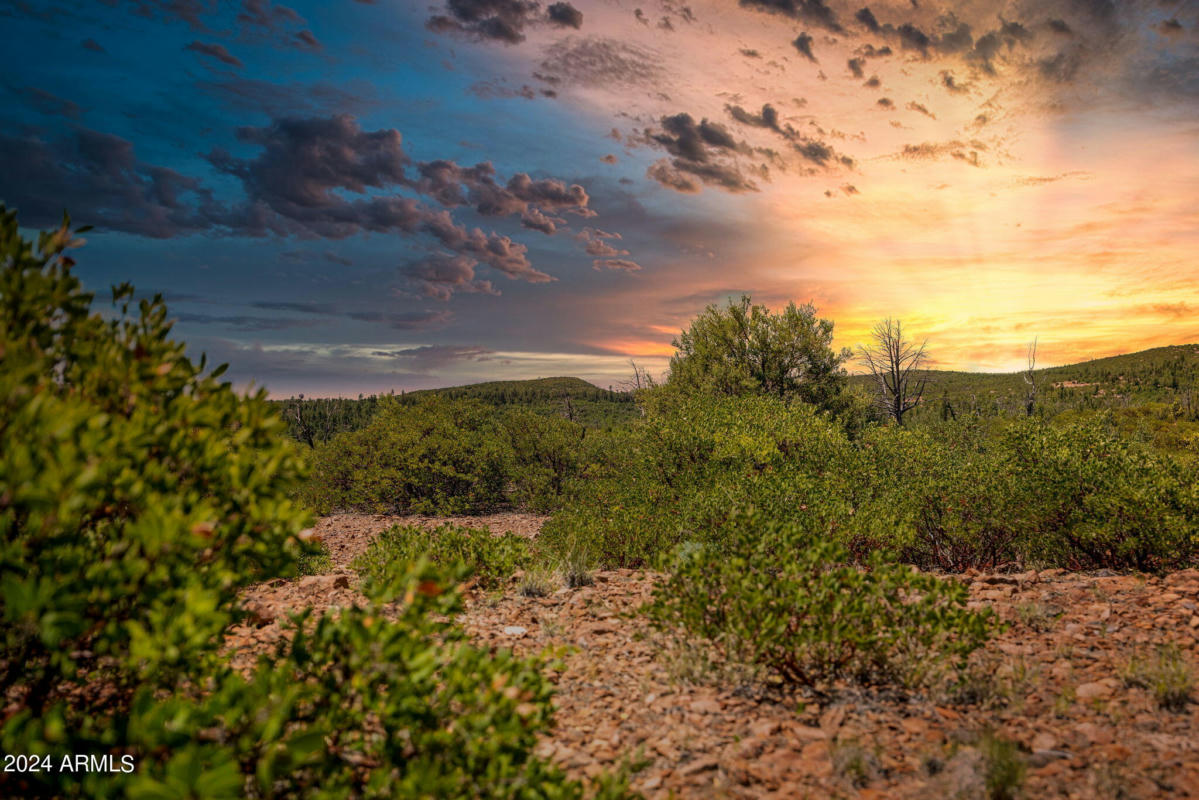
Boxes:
[2,0,1197,395]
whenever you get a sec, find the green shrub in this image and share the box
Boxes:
[0,208,586,799]
[501,408,589,512]
[303,395,510,514]
[355,523,532,593]
[540,394,856,568]
[647,511,995,692]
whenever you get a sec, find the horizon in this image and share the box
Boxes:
[258,341,1199,400]
[3,1,1197,396]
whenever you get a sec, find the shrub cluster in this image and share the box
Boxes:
[0,209,587,799]
[648,511,995,691]
[303,400,593,515]
[541,392,1199,572]
[355,523,533,593]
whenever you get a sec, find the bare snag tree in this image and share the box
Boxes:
[859,318,929,426]
[1023,337,1039,417]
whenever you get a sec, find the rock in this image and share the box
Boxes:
[678,756,719,777]
[502,625,528,637]
[749,719,780,738]
[1076,682,1112,700]
[1031,732,1057,751]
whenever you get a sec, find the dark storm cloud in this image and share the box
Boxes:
[594,258,643,271]
[899,139,986,166]
[792,32,818,62]
[185,40,244,67]
[737,0,843,34]
[724,102,855,170]
[906,100,935,118]
[940,70,969,93]
[291,29,322,51]
[0,128,217,237]
[3,112,600,286]
[646,159,759,193]
[876,96,894,108]
[237,0,301,29]
[427,0,583,44]
[81,38,107,53]
[647,113,744,162]
[576,226,629,258]
[16,86,82,118]
[538,36,664,88]
[639,111,766,191]
[409,159,593,220]
[855,7,881,33]
[1048,18,1072,35]
[1156,18,1183,37]
[123,0,215,31]
[217,115,408,212]
[401,253,500,300]
[847,57,865,77]
[547,2,583,28]
[740,48,762,58]
[727,102,781,129]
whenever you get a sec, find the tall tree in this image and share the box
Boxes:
[668,295,850,409]
[858,318,929,426]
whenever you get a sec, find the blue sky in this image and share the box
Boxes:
[2,0,1197,394]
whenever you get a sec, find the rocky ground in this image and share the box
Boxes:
[232,514,1199,799]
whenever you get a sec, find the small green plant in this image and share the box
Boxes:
[647,511,995,692]
[517,568,557,598]
[1121,644,1195,711]
[1054,685,1077,716]
[830,738,881,788]
[1015,601,1060,633]
[355,523,532,593]
[979,731,1026,800]
[296,541,334,575]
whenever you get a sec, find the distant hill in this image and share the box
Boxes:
[849,344,1199,423]
[274,376,636,445]
[398,376,637,427]
[276,347,1199,445]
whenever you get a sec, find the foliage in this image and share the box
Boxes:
[276,377,637,446]
[543,392,1199,573]
[355,523,532,593]
[668,295,851,410]
[1121,644,1194,712]
[303,397,598,515]
[303,396,510,514]
[0,208,588,799]
[647,511,995,691]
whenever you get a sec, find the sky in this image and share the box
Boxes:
[1,0,1197,396]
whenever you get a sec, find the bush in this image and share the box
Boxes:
[648,511,995,692]
[848,417,1199,571]
[539,394,856,568]
[355,523,532,593]
[303,395,510,514]
[0,209,586,799]
[501,408,589,512]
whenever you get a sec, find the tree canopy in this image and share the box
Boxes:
[667,295,851,410]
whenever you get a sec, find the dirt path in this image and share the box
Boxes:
[230,516,1199,798]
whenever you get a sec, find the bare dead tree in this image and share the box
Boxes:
[1023,337,1039,417]
[858,318,929,426]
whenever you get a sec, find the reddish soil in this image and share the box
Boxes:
[232,516,1199,799]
